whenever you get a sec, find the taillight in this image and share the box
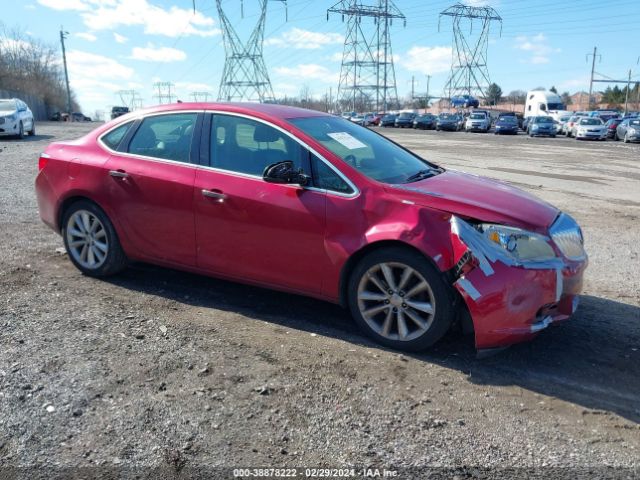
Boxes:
[38,153,50,171]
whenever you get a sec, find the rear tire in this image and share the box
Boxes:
[62,200,127,277]
[347,247,455,352]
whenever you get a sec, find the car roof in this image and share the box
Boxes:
[130,102,328,120]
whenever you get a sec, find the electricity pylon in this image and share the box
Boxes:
[439,3,502,103]
[328,0,405,113]
[217,0,286,102]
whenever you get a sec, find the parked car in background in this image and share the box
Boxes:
[111,106,130,120]
[72,112,92,122]
[615,118,640,143]
[494,115,519,135]
[366,113,382,126]
[574,117,606,140]
[395,112,416,128]
[436,114,461,131]
[565,115,584,137]
[556,115,571,135]
[413,114,437,130]
[34,102,587,353]
[350,114,365,126]
[450,94,479,108]
[604,118,623,139]
[465,112,491,133]
[528,116,556,137]
[380,114,398,127]
[0,98,35,138]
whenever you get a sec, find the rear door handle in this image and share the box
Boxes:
[201,189,227,202]
[109,170,129,179]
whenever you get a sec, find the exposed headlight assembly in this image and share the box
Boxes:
[476,224,557,262]
[4,114,17,121]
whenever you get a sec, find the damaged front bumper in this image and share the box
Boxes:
[449,215,587,350]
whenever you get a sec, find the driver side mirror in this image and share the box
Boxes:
[263,161,309,186]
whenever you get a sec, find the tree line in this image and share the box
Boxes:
[0,24,79,114]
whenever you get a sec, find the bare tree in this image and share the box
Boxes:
[0,23,80,114]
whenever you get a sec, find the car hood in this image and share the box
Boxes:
[387,170,559,231]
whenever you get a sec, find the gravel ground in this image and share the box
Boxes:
[0,122,639,479]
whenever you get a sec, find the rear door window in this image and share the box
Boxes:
[128,113,197,163]
[101,122,133,151]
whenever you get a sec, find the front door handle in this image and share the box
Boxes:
[109,170,129,179]
[201,189,227,202]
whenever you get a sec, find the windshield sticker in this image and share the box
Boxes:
[327,132,367,150]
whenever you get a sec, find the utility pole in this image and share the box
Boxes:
[59,27,72,116]
[624,69,632,116]
[411,75,415,103]
[586,47,600,109]
[425,74,431,108]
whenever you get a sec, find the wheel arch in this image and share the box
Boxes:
[338,240,444,308]
[57,194,110,233]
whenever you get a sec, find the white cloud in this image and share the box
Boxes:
[400,46,452,75]
[266,28,343,50]
[273,63,337,82]
[113,33,128,44]
[515,33,560,65]
[129,44,187,62]
[37,0,89,10]
[37,0,220,38]
[82,0,219,38]
[64,50,136,112]
[75,32,97,42]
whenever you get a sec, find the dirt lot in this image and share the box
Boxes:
[0,122,639,479]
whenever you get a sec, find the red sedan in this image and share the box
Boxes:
[35,103,587,353]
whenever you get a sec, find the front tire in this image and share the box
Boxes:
[624,133,630,143]
[347,247,454,352]
[62,200,127,277]
[17,122,24,139]
[28,121,36,136]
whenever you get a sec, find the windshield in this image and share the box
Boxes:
[398,113,414,119]
[559,116,571,122]
[498,116,517,123]
[0,100,17,112]
[580,118,603,125]
[470,114,485,119]
[547,103,565,110]
[289,116,440,184]
[629,120,640,126]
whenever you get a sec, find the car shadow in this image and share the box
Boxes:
[106,263,640,424]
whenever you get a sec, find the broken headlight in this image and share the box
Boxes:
[477,224,557,262]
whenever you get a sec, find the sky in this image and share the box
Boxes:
[5,0,640,116]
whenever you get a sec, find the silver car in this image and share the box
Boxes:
[0,98,35,138]
[574,117,606,140]
[615,118,640,143]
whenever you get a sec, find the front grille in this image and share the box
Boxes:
[550,213,586,260]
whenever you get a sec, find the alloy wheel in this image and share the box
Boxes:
[66,210,109,269]
[357,262,436,342]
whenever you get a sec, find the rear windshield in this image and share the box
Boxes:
[398,113,414,119]
[630,120,640,126]
[536,117,553,123]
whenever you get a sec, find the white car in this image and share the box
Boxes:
[574,117,606,140]
[0,98,35,138]
[464,112,491,132]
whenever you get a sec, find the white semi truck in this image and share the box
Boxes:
[524,90,571,120]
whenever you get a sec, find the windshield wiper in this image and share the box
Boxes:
[404,169,435,183]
